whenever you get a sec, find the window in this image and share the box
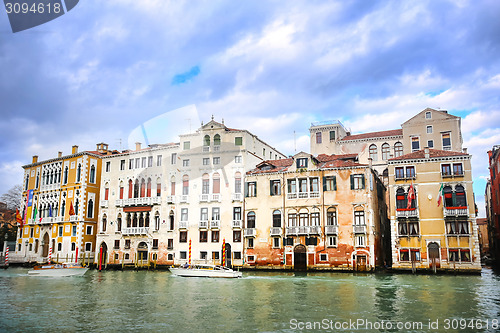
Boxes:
[129,159,134,169]
[113,240,120,249]
[235,137,243,146]
[212,251,220,260]
[354,210,365,225]
[449,249,470,262]
[428,140,434,148]
[395,167,404,179]
[310,212,320,226]
[394,142,403,157]
[212,207,220,221]
[180,251,187,259]
[86,225,93,235]
[246,182,257,197]
[233,207,242,221]
[247,212,256,228]
[183,141,190,150]
[157,155,162,166]
[270,180,281,196]
[85,242,92,252]
[247,238,254,248]
[58,226,63,237]
[233,230,241,242]
[327,236,337,247]
[87,199,94,218]
[171,153,177,164]
[213,157,220,165]
[135,158,140,168]
[327,208,337,225]
[381,143,390,160]
[72,225,77,236]
[199,231,208,242]
[202,174,209,194]
[211,231,219,242]
[141,157,146,168]
[396,188,407,210]
[179,231,188,243]
[125,239,130,249]
[76,164,81,182]
[369,144,378,161]
[71,242,76,251]
[350,174,365,190]
[442,133,451,150]
[182,159,190,167]
[272,210,281,227]
[310,178,319,193]
[453,163,464,176]
[288,213,297,227]
[284,237,294,246]
[235,156,242,163]
[296,158,308,168]
[406,166,415,178]
[200,251,207,260]
[181,208,188,221]
[167,239,173,250]
[398,221,419,235]
[305,237,317,246]
[355,235,365,247]
[288,179,296,195]
[182,175,189,195]
[324,176,336,191]
[298,178,307,194]
[213,173,220,194]
[214,134,221,146]
[147,156,153,167]
[316,132,322,144]
[411,137,420,152]
[203,158,210,166]
[426,125,433,134]
[105,161,110,172]
[203,135,210,146]
[247,255,255,262]
[425,111,431,119]
[120,160,125,170]
[329,130,335,141]
[273,237,280,248]
[234,173,242,193]
[200,208,208,221]
[441,164,452,177]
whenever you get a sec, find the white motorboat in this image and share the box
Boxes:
[28,263,89,277]
[169,264,242,278]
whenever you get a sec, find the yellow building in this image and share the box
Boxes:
[17,144,108,263]
[388,148,481,272]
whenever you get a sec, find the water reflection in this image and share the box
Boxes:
[0,268,499,332]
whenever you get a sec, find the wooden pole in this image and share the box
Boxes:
[121,254,124,270]
[99,246,103,271]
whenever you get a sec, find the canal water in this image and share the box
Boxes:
[0,268,499,332]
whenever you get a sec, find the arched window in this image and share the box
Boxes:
[202,173,210,194]
[394,142,403,158]
[310,208,320,226]
[247,211,256,228]
[128,179,133,199]
[35,173,39,189]
[213,173,220,194]
[147,178,152,197]
[87,199,94,218]
[117,213,122,232]
[170,176,176,196]
[234,172,242,193]
[102,214,107,232]
[156,178,161,197]
[169,210,174,230]
[272,210,281,227]
[327,207,337,225]
[140,179,146,197]
[76,164,81,182]
[182,175,189,195]
[455,185,467,207]
[119,181,124,199]
[134,179,139,198]
[25,175,29,190]
[126,213,131,228]
[381,143,390,160]
[75,199,79,215]
[63,167,68,184]
[145,212,150,228]
[214,134,221,146]
[156,212,161,231]
[354,207,365,225]
[287,210,297,227]
[369,144,378,161]
[90,165,96,183]
[396,188,406,210]
[203,135,210,146]
[443,186,453,207]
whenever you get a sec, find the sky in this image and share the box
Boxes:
[0,0,499,217]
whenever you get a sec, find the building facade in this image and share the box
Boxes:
[388,148,481,272]
[17,144,107,263]
[243,152,389,271]
[95,119,286,268]
[487,146,500,264]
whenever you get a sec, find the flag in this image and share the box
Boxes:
[437,183,444,207]
[49,205,53,217]
[33,206,38,221]
[69,201,75,216]
[407,183,415,209]
[16,209,23,228]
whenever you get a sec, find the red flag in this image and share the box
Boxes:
[407,183,415,209]
[69,201,75,216]
[15,209,23,225]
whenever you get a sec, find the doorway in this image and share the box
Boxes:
[293,244,307,270]
[99,242,108,266]
[137,241,148,264]
[224,243,232,268]
[42,233,49,257]
[356,255,367,271]
[428,242,440,271]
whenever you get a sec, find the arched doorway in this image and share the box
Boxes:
[99,242,108,266]
[42,233,50,257]
[137,242,148,263]
[428,242,440,272]
[293,244,307,270]
[224,243,232,268]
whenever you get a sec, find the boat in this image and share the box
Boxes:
[27,263,89,277]
[169,264,242,278]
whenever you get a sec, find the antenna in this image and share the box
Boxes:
[294,131,297,153]
[116,138,122,151]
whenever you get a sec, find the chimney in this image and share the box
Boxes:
[96,143,109,154]
[58,151,63,158]
[72,145,78,154]
[32,155,38,163]
[463,148,468,154]
[135,142,142,151]
[424,147,430,159]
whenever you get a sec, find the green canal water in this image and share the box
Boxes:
[0,268,499,332]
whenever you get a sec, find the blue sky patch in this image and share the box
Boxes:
[172,66,200,85]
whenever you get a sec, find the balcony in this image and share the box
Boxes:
[54,216,63,223]
[396,208,418,218]
[199,194,209,202]
[180,195,189,203]
[122,227,149,235]
[179,221,188,229]
[213,146,220,152]
[100,200,108,208]
[244,228,256,237]
[199,220,208,229]
[287,193,297,199]
[211,194,221,202]
[69,215,78,222]
[151,196,161,205]
[325,225,338,235]
[202,146,210,152]
[115,199,124,207]
[232,220,242,228]
[286,227,298,235]
[287,192,320,199]
[353,224,367,234]
[210,220,220,229]
[444,207,468,217]
[270,228,282,236]
[232,193,243,202]
[167,196,176,204]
